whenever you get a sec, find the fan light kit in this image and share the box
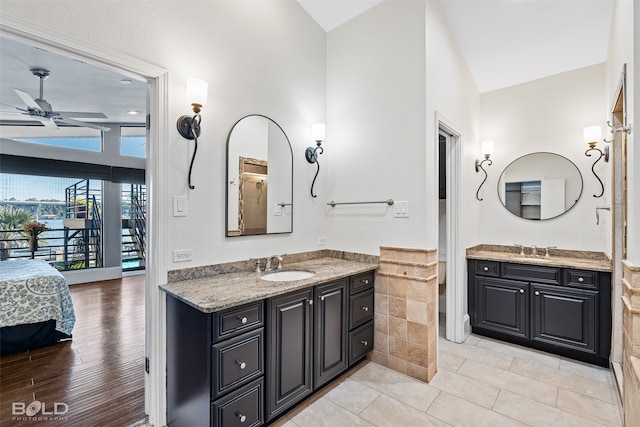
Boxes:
[7,68,110,131]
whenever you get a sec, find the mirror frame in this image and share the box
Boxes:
[225,114,294,237]
[497,152,584,221]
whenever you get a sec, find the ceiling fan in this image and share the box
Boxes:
[3,68,110,131]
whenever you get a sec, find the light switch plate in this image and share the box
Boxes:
[394,201,409,218]
[173,196,188,217]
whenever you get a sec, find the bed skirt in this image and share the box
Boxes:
[1,320,72,356]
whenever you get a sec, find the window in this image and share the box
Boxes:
[1,126,102,152]
[120,126,147,158]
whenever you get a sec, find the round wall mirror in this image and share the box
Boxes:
[497,152,583,220]
[226,114,293,236]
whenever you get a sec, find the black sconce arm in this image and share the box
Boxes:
[475,157,492,201]
[177,112,202,190]
[585,146,607,198]
[305,142,323,198]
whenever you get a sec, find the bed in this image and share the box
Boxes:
[0,259,76,355]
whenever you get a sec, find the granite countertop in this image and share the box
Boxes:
[467,244,612,272]
[160,257,379,313]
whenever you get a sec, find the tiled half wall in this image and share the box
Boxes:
[622,259,640,426]
[372,246,438,382]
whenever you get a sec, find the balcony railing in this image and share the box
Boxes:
[0,226,101,270]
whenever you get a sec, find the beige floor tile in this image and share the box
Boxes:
[556,388,622,426]
[289,397,374,427]
[457,358,558,406]
[474,335,561,369]
[510,358,619,404]
[437,349,466,372]
[427,368,500,408]
[493,389,605,427]
[349,362,440,411]
[559,358,615,384]
[359,394,451,427]
[426,392,527,427]
[324,378,381,414]
[438,337,513,370]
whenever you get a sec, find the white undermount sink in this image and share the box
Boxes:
[260,270,316,282]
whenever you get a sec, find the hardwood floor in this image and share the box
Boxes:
[0,275,146,427]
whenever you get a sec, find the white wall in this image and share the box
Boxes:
[478,64,609,253]
[0,1,328,268]
[325,0,480,255]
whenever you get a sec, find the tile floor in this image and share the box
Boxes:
[272,319,623,427]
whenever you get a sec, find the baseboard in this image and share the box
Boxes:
[63,266,122,285]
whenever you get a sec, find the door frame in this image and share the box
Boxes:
[436,112,469,343]
[0,16,170,426]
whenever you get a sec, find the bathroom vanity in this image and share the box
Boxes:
[162,257,376,427]
[467,245,612,367]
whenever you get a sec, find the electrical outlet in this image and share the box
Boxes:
[172,249,192,262]
[274,204,283,216]
[317,236,328,246]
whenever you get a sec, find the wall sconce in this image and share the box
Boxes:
[583,125,609,198]
[475,140,494,201]
[305,123,325,198]
[177,78,208,190]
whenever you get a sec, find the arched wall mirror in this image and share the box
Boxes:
[497,152,583,220]
[226,114,293,236]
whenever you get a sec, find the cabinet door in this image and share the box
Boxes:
[474,277,528,339]
[266,288,313,421]
[314,280,348,388]
[530,283,597,354]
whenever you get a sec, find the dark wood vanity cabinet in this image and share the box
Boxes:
[468,259,611,367]
[167,269,375,427]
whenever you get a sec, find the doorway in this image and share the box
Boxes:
[1,18,168,426]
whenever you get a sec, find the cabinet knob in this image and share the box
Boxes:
[361,306,369,312]
[535,291,540,296]
[483,266,489,272]
[320,295,325,301]
[362,279,369,284]
[519,289,524,294]
[360,340,368,346]
[236,361,246,369]
[578,277,584,283]
[236,412,247,423]
[238,316,248,324]
[308,299,313,305]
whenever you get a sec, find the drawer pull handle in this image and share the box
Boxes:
[360,340,368,346]
[519,289,524,294]
[361,279,369,284]
[578,277,584,282]
[483,266,489,272]
[361,306,369,312]
[238,316,248,324]
[535,291,540,296]
[236,361,246,369]
[236,412,247,423]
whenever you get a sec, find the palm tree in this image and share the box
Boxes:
[0,205,34,258]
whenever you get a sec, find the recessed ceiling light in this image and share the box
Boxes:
[126,110,140,115]
[120,79,133,85]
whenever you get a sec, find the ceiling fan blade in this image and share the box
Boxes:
[0,102,28,112]
[57,117,111,132]
[57,111,108,119]
[34,116,58,129]
[13,88,43,111]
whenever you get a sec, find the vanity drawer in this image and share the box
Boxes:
[214,301,264,342]
[212,329,264,399]
[350,289,374,329]
[212,378,264,427]
[349,321,374,365]
[350,271,375,295]
[564,269,598,289]
[502,263,561,285]
[475,260,499,277]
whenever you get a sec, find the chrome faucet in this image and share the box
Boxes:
[531,245,538,257]
[265,255,284,271]
[514,244,525,256]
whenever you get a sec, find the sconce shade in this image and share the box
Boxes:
[481,140,494,157]
[583,126,602,146]
[312,123,326,143]
[187,78,208,110]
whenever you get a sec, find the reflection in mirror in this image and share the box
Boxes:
[497,152,583,220]
[226,115,293,236]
